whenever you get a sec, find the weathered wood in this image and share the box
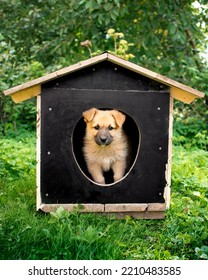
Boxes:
[38,202,165,219]
[164,96,174,208]
[147,203,166,211]
[105,204,148,212]
[4,53,108,97]
[39,202,165,213]
[10,85,41,103]
[36,95,41,211]
[107,53,204,102]
[170,87,199,104]
[4,52,204,104]
[39,204,105,213]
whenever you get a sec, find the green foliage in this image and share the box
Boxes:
[0,131,36,180]
[1,0,208,79]
[195,246,208,260]
[0,0,207,258]
[171,146,208,199]
[173,100,208,149]
[0,0,127,67]
[0,34,45,135]
[0,0,207,141]
[80,28,135,60]
[106,28,135,60]
[0,132,207,260]
[0,33,45,88]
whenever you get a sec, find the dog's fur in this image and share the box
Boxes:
[82,108,129,184]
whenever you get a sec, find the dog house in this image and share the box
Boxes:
[4,52,204,219]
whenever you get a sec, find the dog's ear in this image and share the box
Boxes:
[111,110,126,127]
[83,108,97,122]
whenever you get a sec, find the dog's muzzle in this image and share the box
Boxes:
[95,128,113,146]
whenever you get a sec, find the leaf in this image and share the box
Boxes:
[49,206,69,221]
[111,9,119,21]
[85,0,94,10]
[98,14,104,25]
[76,226,100,244]
[168,23,177,35]
[56,206,65,216]
[42,228,50,238]
[192,191,201,197]
[105,17,111,25]
[104,3,113,11]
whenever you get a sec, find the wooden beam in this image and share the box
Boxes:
[4,52,204,104]
[38,202,166,218]
[10,85,41,103]
[147,203,166,211]
[36,96,41,211]
[107,53,204,102]
[164,96,174,208]
[4,53,108,98]
[105,204,148,212]
[170,87,198,104]
[39,203,105,213]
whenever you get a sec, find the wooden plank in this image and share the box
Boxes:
[105,204,148,212]
[38,202,166,219]
[4,53,108,97]
[164,96,174,208]
[36,95,41,211]
[107,53,204,102]
[107,53,158,81]
[4,52,204,104]
[4,73,55,97]
[80,204,105,212]
[170,87,198,104]
[56,53,108,77]
[39,204,105,213]
[147,203,166,211]
[10,85,41,103]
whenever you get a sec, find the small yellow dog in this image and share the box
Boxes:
[82,108,129,184]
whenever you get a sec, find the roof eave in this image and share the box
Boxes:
[4,52,205,104]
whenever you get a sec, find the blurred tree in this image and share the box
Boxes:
[1,1,207,79]
[0,0,207,140]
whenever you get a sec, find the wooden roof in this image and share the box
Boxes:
[4,52,204,104]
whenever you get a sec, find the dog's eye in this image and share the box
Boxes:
[108,125,114,131]
[94,125,100,130]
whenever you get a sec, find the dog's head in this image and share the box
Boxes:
[83,108,126,146]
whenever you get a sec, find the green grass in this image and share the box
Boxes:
[0,131,207,260]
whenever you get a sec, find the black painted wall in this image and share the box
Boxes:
[40,61,170,204]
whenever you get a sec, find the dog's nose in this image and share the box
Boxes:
[100,137,107,144]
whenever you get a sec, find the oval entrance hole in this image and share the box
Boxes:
[72,109,141,187]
